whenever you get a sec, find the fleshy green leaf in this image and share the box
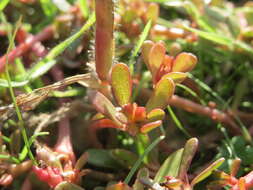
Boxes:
[55,182,84,190]
[161,72,188,84]
[154,148,184,182]
[172,53,197,73]
[111,63,132,106]
[87,149,122,169]
[146,78,175,112]
[146,108,165,122]
[177,138,198,180]
[191,158,225,186]
[148,42,166,76]
[110,149,138,169]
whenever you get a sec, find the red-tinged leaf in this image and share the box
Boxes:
[89,90,124,126]
[134,106,146,122]
[95,0,114,81]
[146,78,175,112]
[172,52,197,73]
[123,103,136,122]
[111,63,132,106]
[148,42,166,77]
[140,120,162,133]
[106,182,132,190]
[191,158,225,187]
[146,108,165,122]
[230,158,241,177]
[141,40,154,68]
[161,72,188,84]
[177,138,198,180]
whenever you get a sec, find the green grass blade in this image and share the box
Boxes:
[183,25,233,47]
[124,135,165,184]
[27,12,95,80]
[132,20,152,58]
[19,132,49,161]
[167,106,191,138]
[4,17,37,165]
[129,20,152,72]
[176,83,206,105]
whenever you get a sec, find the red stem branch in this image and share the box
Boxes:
[168,95,241,134]
[0,25,54,72]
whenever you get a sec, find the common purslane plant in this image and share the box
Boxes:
[0,0,252,190]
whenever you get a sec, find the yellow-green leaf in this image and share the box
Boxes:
[146,108,165,122]
[146,78,175,112]
[191,158,225,187]
[140,120,162,133]
[111,63,132,106]
[161,72,188,84]
[154,148,184,182]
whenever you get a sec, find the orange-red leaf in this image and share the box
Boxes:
[172,52,197,73]
[148,42,166,77]
[140,120,162,133]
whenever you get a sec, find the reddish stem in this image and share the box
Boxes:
[21,177,32,190]
[0,26,53,72]
[50,64,75,163]
[89,119,120,148]
[168,95,241,134]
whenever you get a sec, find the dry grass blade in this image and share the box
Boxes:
[0,73,95,121]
